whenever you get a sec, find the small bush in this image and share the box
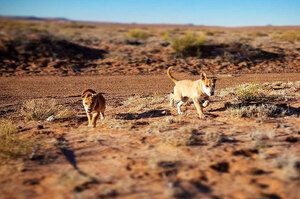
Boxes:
[21,99,75,121]
[0,119,17,135]
[235,83,264,102]
[251,31,268,37]
[171,31,206,57]
[273,31,300,42]
[226,104,287,119]
[127,29,149,40]
[226,107,245,118]
[162,31,170,41]
[65,23,96,29]
[204,131,222,143]
[0,120,35,160]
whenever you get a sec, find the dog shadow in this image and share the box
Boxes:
[56,136,99,183]
[115,109,171,120]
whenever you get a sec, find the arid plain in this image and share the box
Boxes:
[0,18,299,199]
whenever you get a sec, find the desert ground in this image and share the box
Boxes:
[0,18,299,199]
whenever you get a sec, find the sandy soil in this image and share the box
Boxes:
[1,19,300,77]
[0,73,299,199]
[0,18,299,199]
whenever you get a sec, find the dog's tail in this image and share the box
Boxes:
[81,88,96,99]
[167,67,178,83]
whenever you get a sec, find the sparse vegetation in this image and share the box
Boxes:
[21,99,76,121]
[125,94,166,112]
[249,128,275,140]
[164,116,180,124]
[162,31,170,41]
[0,18,300,199]
[171,31,206,57]
[127,29,149,40]
[204,131,222,145]
[0,119,35,160]
[273,31,300,41]
[251,31,268,37]
[226,103,287,119]
[234,83,264,102]
[64,22,96,29]
[217,87,234,98]
[226,106,244,118]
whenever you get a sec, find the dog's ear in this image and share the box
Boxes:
[201,72,207,80]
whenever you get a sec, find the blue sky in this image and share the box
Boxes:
[0,0,299,26]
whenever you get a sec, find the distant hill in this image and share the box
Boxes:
[0,15,69,21]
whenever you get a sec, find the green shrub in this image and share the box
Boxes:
[171,31,206,57]
[162,31,170,41]
[127,29,149,40]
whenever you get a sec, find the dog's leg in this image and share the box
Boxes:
[87,113,93,126]
[177,100,185,115]
[100,111,105,120]
[92,112,100,127]
[169,93,175,107]
[202,100,210,108]
[193,98,205,119]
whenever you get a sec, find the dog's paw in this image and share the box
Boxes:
[199,114,206,119]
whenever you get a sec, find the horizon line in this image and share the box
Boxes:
[1,15,300,28]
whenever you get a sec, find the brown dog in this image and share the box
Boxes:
[167,67,216,119]
[81,89,106,127]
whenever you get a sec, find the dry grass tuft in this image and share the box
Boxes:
[149,92,166,105]
[217,87,234,98]
[127,29,149,40]
[272,31,300,42]
[160,30,170,41]
[0,119,38,160]
[160,127,200,146]
[226,106,245,118]
[249,128,275,141]
[21,99,76,121]
[126,93,166,112]
[251,31,268,37]
[226,104,287,119]
[164,116,180,124]
[204,131,223,145]
[234,83,264,102]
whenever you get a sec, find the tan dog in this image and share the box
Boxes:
[81,89,106,127]
[167,67,216,119]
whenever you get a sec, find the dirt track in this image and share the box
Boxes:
[1,73,299,108]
